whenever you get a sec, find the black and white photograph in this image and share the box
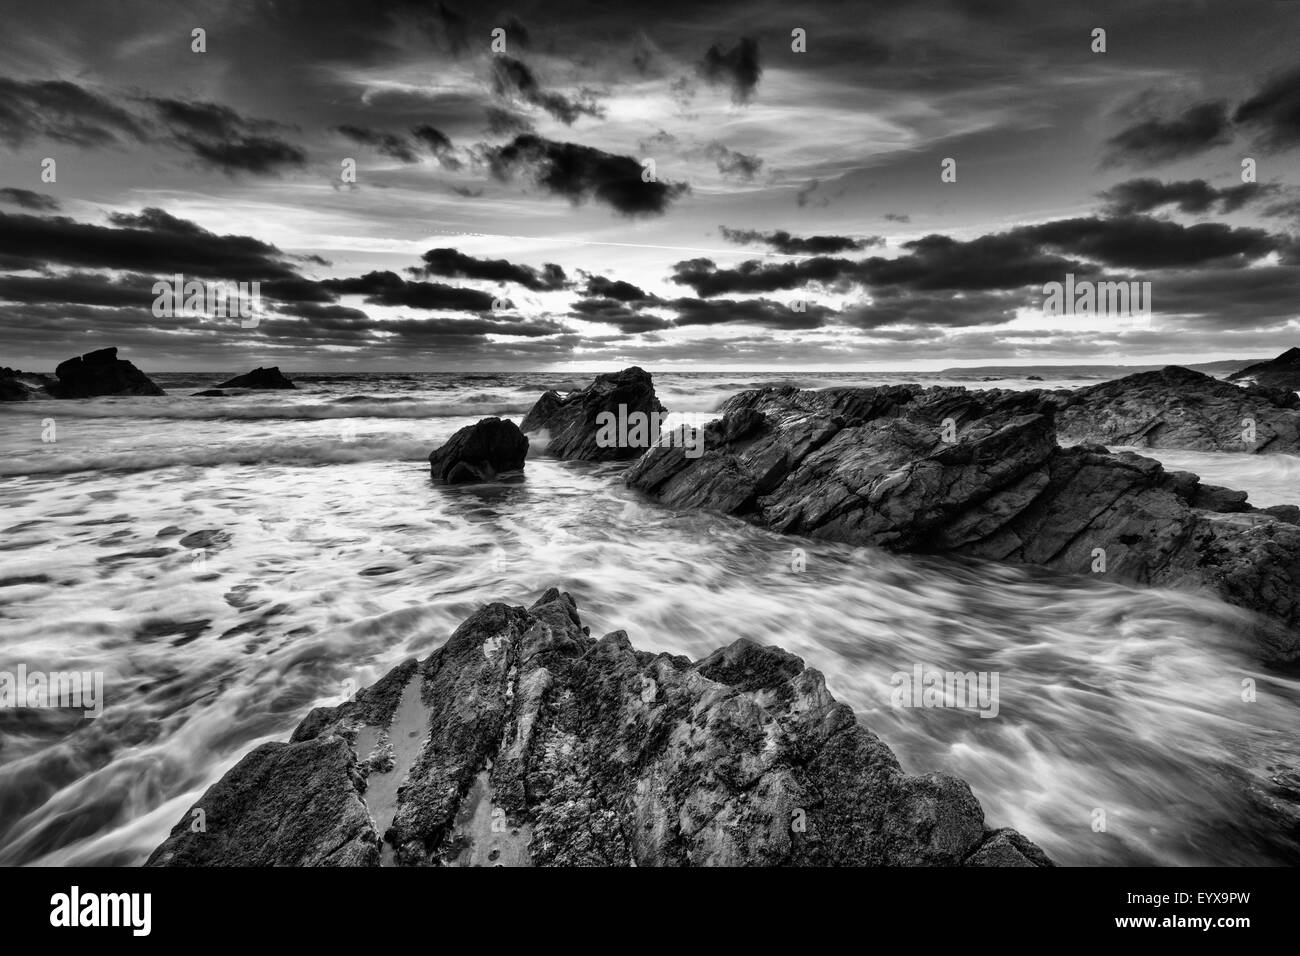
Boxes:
[0,0,1295,933]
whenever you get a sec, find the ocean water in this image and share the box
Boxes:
[1,370,1298,867]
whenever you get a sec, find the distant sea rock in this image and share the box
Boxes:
[216,366,295,389]
[625,384,1300,662]
[522,366,665,461]
[1228,347,1300,392]
[428,417,528,483]
[0,367,53,401]
[1053,365,1300,454]
[48,347,165,398]
[145,588,1051,867]
[192,389,226,397]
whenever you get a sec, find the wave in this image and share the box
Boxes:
[0,436,434,476]
[0,400,534,421]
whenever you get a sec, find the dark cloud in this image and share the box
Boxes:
[435,2,470,56]
[335,124,419,162]
[569,297,671,333]
[668,297,833,330]
[490,56,604,125]
[0,187,59,211]
[485,134,689,216]
[147,97,306,175]
[0,208,308,280]
[413,248,570,291]
[582,275,657,302]
[485,106,534,136]
[719,227,882,255]
[698,37,761,105]
[1100,178,1271,216]
[0,76,146,147]
[502,17,531,50]
[0,271,156,307]
[883,212,910,223]
[410,124,462,169]
[1103,101,1232,167]
[320,270,497,311]
[795,179,825,208]
[1232,63,1300,150]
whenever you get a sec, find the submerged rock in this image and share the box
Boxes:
[216,366,295,389]
[1228,347,1300,392]
[48,348,164,398]
[1054,365,1300,454]
[428,417,529,483]
[625,384,1300,662]
[522,366,665,461]
[146,589,1051,867]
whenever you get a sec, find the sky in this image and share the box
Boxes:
[1,0,1299,372]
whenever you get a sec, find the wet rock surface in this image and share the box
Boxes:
[522,366,665,461]
[625,383,1300,662]
[1228,347,1300,393]
[428,416,529,483]
[48,347,165,398]
[146,589,1051,867]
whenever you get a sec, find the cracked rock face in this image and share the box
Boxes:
[521,366,665,461]
[625,384,1300,662]
[1053,365,1300,454]
[145,589,1050,867]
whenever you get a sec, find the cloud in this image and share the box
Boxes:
[490,56,604,125]
[698,37,761,105]
[320,270,497,311]
[147,97,306,175]
[1103,101,1232,167]
[0,76,147,147]
[702,142,763,181]
[719,227,883,255]
[668,297,833,330]
[582,275,657,302]
[0,187,59,211]
[569,297,671,333]
[412,248,570,291]
[883,213,910,223]
[1232,63,1300,150]
[485,134,689,216]
[335,124,419,162]
[1099,178,1274,216]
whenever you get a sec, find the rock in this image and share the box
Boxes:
[1264,505,1300,526]
[48,348,164,398]
[192,389,226,397]
[0,367,36,401]
[146,589,1051,867]
[428,417,529,483]
[521,367,665,461]
[1026,375,1043,381]
[1228,347,1300,392]
[625,384,1300,662]
[1054,365,1300,454]
[216,366,295,389]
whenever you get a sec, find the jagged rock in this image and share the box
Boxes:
[428,417,529,483]
[216,366,295,389]
[625,384,1300,662]
[1229,347,1300,392]
[145,589,1051,867]
[521,366,665,461]
[1053,366,1300,454]
[46,348,164,398]
[0,367,41,401]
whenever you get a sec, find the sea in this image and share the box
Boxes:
[1,369,1298,866]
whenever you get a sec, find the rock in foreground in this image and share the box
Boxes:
[625,384,1300,662]
[1228,347,1300,393]
[48,347,164,398]
[428,417,528,483]
[216,366,295,389]
[146,589,1050,867]
[1054,365,1300,454]
[522,366,665,461]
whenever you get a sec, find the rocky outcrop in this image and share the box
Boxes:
[192,389,226,397]
[46,348,164,398]
[522,366,665,461]
[625,384,1300,662]
[1229,347,1300,393]
[1053,365,1300,454]
[0,367,52,401]
[146,589,1051,867]
[428,417,529,483]
[216,366,295,389]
